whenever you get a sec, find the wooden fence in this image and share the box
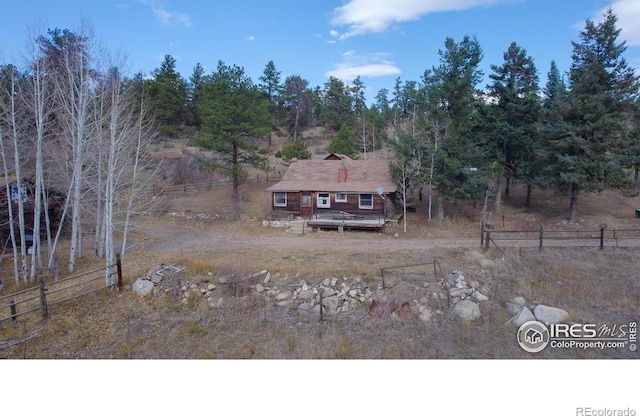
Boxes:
[481,223,640,252]
[0,255,122,327]
[140,173,283,195]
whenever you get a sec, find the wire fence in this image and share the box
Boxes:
[481,222,640,251]
[0,255,122,327]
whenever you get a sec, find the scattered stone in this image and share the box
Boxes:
[200,288,208,294]
[207,284,216,291]
[255,283,265,293]
[263,273,271,284]
[450,300,481,321]
[348,289,358,298]
[322,278,331,287]
[275,290,292,301]
[512,296,527,306]
[479,284,491,297]
[511,306,536,326]
[297,290,315,301]
[322,296,339,311]
[132,278,155,297]
[506,302,523,315]
[330,278,338,287]
[419,306,432,322]
[473,291,489,302]
[533,304,569,324]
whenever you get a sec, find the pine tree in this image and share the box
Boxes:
[195,61,271,220]
[148,55,188,136]
[328,124,358,159]
[485,42,541,206]
[542,10,640,223]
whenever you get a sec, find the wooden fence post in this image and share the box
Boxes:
[116,253,123,291]
[39,276,49,320]
[480,220,484,246]
[539,225,544,250]
[600,227,605,250]
[483,231,490,252]
[318,287,324,322]
[10,299,17,328]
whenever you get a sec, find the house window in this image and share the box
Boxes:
[274,192,287,207]
[359,193,373,209]
[317,192,330,208]
[335,192,347,202]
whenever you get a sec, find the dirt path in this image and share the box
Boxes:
[135,219,483,256]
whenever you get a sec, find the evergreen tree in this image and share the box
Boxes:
[424,36,485,218]
[281,138,312,163]
[485,42,541,206]
[541,10,640,222]
[281,75,310,141]
[194,60,271,219]
[148,55,188,136]
[328,124,358,159]
[186,62,205,129]
[320,76,354,130]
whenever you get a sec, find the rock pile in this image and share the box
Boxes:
[505,296,569,326]
[437,270,492,321]
[132,262,496,325]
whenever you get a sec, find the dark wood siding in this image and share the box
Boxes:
[270,191,391,217]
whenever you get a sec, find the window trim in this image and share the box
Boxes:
[317,192,331,208]
[359,193,373,209]
[335,192,347,202]
[274,192,287,207]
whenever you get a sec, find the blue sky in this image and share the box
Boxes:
[1,0,639,102]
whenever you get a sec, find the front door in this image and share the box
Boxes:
[301,192,312,216]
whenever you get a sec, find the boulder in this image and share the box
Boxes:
[533,304,569,324]
[322,296,339,311]
[506,302,523,315]
[511,306,536,326]
[450,300,481,321]
[512,296,527,306]
[478,284,491,297]
[473,291,489,302]
[275,290,292,301]
[132,278,155,297]
[254,284,265,293]
[297,290,316,301]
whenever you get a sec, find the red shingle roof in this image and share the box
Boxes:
[266,159,397,194]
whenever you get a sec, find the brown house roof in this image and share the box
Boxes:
[266,159,398,194]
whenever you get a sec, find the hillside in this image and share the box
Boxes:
[1,130,639,360]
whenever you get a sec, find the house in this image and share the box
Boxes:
[0,176,66,248]
[323,153,352,161]
[266,158,398,230]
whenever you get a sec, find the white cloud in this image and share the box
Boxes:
[329,30,339,37]
[139,0,192,28]
[325,51,401,81]
[600,1,640,46]
[331,0,507,39]
[246,35,255,41]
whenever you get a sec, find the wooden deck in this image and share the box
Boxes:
[306,212,387,231]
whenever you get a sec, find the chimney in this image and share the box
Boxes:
[338,168,347,182]
[338,160,347,182]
